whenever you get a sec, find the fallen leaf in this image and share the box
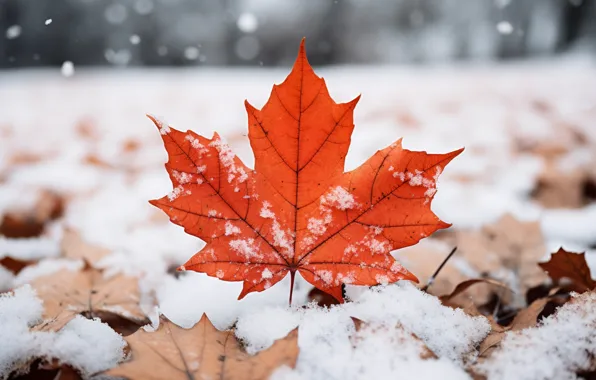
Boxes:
[0,256,35,275]
[507,298,550,331]
[61,229,111,267]
[0,191,64,239]
[307,286,342,307]
[440,278,512,307]
[530,165,586,208]
[31,266,147,332]
[150,39,462,302]
[455,214,547,306]
[11,360,82,380]
[539,248,595,293]
[106,315,298,380]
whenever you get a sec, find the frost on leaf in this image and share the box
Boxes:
[150,39,462,303]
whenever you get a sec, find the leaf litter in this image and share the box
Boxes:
[0,39,595,379]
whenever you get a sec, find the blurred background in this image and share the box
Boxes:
[2,0,596,68]
[1,0,596,323]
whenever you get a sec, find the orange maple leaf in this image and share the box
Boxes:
[150,39,463,303]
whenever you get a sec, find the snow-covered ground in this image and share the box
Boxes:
[1,61,596,379]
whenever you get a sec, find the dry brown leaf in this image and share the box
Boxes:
[531,164,594,209]
[0,256,36,275]
[307,286,342,307]
[507,298,550,331]
[0,191,64,239]
[61,229,111,267]
[440,278,513,308]
[106,315,299,380]
[31,266,147,332]
[539,248,595,293]
[455,214,547,305]
[82,154,113,169]
[475,297,553,364]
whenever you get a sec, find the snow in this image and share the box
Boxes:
[1,63,596,378]
[48,315,126,377]
[345,283,490,363]
[235,307,300,354]
[261,268,273,279]
[14,259,84,287]
[5,25,21,40]
[0,237,60,261]
[0,286,125,378]
[260,201,294,256]
[321,186,357,211]
[229,238,261,260]
[0,266,14,292]
[60,61,75,77]
[237,13,259,33]
[496,21,514,35]
[541,204,596,247]
[224,221,241,236]
[0,286,44,377]
[477,291,596,380]
[241,298,473,380]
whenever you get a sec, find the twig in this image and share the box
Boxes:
[421,246,458,292]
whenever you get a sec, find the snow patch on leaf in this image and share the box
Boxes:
[150,115,170,135]
[261,268,273,279]
[321,186,357,210]
[229,238,262,260]
[224,221,241,236]
[171,170,193,184]
[167,185,190,201]
[260,201,294,257]
[209,137,249,184]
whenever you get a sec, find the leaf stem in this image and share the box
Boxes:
[421,246,457,292]
[289,270,296,306]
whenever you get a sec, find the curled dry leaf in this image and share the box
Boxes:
[538,248,595,293]
[475,296,558,365]
[150,39,462,303]
[440,278,512,308]
[106,315,299,380]
[61,229,111,267]
[31,266,147,332]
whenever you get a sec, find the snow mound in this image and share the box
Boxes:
[48,316,126,377]
[477,291,596,380]
[271,306,470,380]
[346,282,491,362]
[0,285,44,377]
[0,285,126,378]
[14,259,84,286]
[0,236,60,261]
[235,283,490,375]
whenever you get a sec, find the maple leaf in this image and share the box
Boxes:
[539,247,596,293]
[150,39,462,302]
[105,315,298,380]
[31,266,147,331]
